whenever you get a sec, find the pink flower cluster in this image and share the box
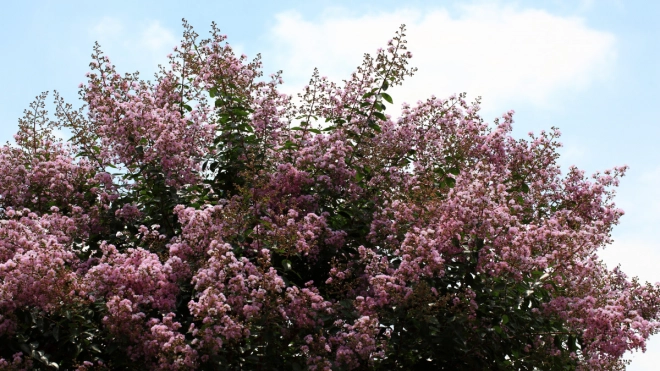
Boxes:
[0,22,657,370]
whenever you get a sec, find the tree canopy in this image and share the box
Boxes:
[0,21,658,370]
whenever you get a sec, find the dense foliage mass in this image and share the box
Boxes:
[1,21,659,370]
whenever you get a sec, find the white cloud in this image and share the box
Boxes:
[558,143,588,168]
[91,17,124,40]
[265,4,617,118]
[600,237,660,285]
[577,0,596,12]
[139,21,178,53]
[88,18,178,77]
[613,166,660,233]
[626,335,660,371]
[598,166,660,284]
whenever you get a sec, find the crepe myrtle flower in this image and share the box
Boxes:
[0,20,656,371]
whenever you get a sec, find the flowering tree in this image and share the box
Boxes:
[0,21,658,370]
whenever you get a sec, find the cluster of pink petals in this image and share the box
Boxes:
[0,22,658,370]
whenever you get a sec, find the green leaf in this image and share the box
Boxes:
[52,324,59,342]
[183,104,193,112]
[339,299,353,308]
[521,182,530,193]
[381,79,389,91]
[282,259,293,271]
[381,92,393,104]
[258,219,273,230]
[568,335,577,351]
[368,122,382,133]
[373,112,387,121]
[554,335,562,349]
[502,314,509,325]
[282,140,298,150]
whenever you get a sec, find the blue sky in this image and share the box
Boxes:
[1,0,659,368]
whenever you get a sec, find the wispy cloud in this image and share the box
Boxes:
[88,17,177,77]
[600,237,660,284]
[138,21,178,53]
[265,4,617,118]
[615,166,660,229]
[625,334,660,371]
[556,142,589,169]
[91,17,125,40]
[599,165,660,285]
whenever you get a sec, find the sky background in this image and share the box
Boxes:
[1,0,658,368]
